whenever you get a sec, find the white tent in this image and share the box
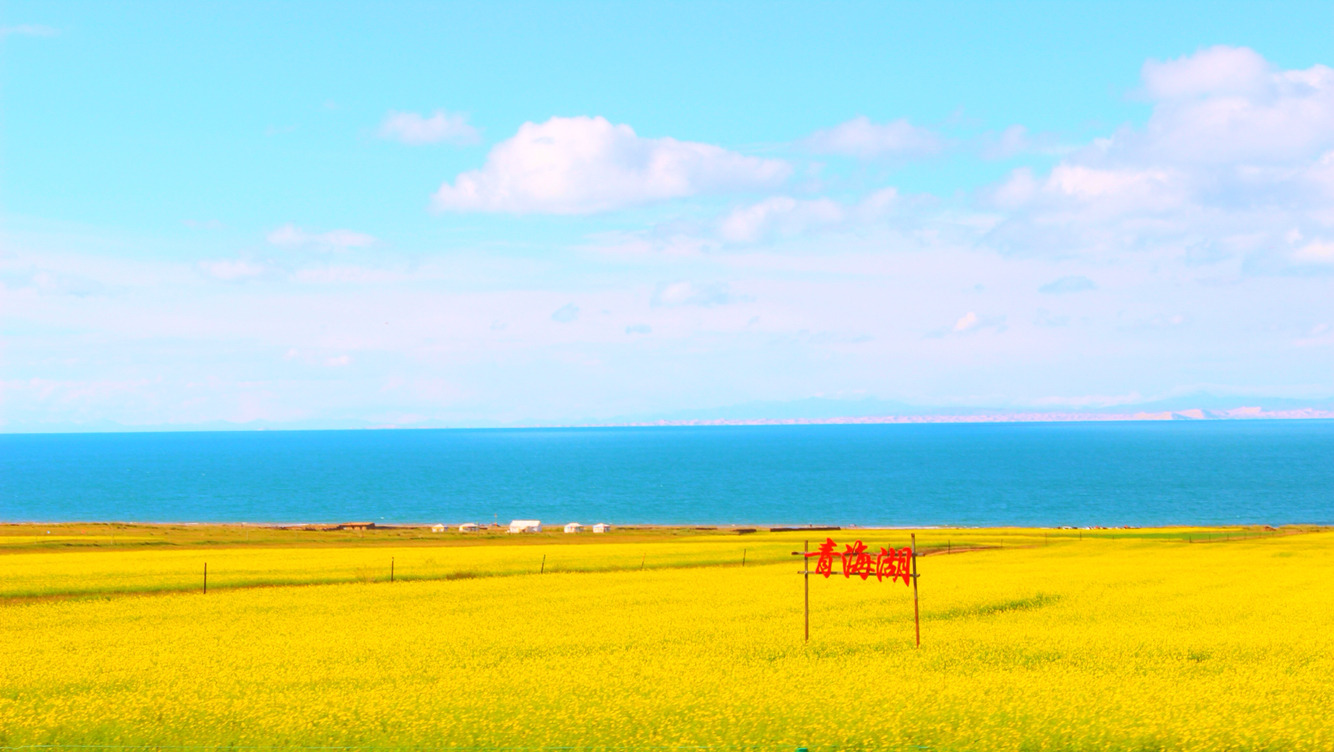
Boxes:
[564,522,585,533]
[593,523,612,534]
[508,519,542,534]
[457,523,479,533]
[430,523,446,532]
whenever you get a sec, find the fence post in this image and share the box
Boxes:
[540,554,545,574]
[391,557,395,583]
[203,562,207,595]
[742,548,747,567]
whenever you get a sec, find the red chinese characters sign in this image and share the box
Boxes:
[806,537,912,585]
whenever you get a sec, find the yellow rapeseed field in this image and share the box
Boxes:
[2,529,1331,750]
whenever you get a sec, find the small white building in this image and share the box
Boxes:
[457,523,480,533]
[593,523,612,534]
[564,522,585,533]
[430,523,446,533]
[508,519,542,534]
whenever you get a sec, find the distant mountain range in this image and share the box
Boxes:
[604,407,1334,427]
[598,396,1334,427]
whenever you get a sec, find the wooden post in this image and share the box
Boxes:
[540,554,545,574]
[803,539,810,642]
[911,534,920,648]
[640,554,645,570]
[203,562,207,595]
[391,557,394,583]
[742,548,747,567]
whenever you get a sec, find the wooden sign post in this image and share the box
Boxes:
[911,533,920,648]
[795,536,919,646]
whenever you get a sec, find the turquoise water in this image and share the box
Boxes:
[2,422,1331,526]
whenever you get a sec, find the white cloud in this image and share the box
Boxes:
[198,259,268,282]
[983,47,1334,270]
[1140,46,1272,101]
[925,311,1007,338]
[267,224,377,250]
[292,265,408,284]
[717,188,899,243]
[1046,165,1179,204]
[719,197,845,243]
[651,281,750,308]
[953,312,980,332]
[980,125,1035,160]
[625,324,652,335]
[1295,324,1334,347]
[1132,47,1334,166]
[989,167,1039,209]
[378,109,480,146]
[1,268,104,296]
[1034,308,1070,328]
[1292,240,1334,264]
[801,116,944,159]
[432,116,790,214]
[1039,275,1097,294]
[551,303,580,323]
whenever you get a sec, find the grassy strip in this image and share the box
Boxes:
[928,592,1063,621]
[0,554,814,603]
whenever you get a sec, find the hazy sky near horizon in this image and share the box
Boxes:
[4,1,1334,430]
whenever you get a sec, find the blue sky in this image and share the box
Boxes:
[4,1,1334,430]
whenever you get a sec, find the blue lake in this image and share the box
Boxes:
[2,421,1331,526]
